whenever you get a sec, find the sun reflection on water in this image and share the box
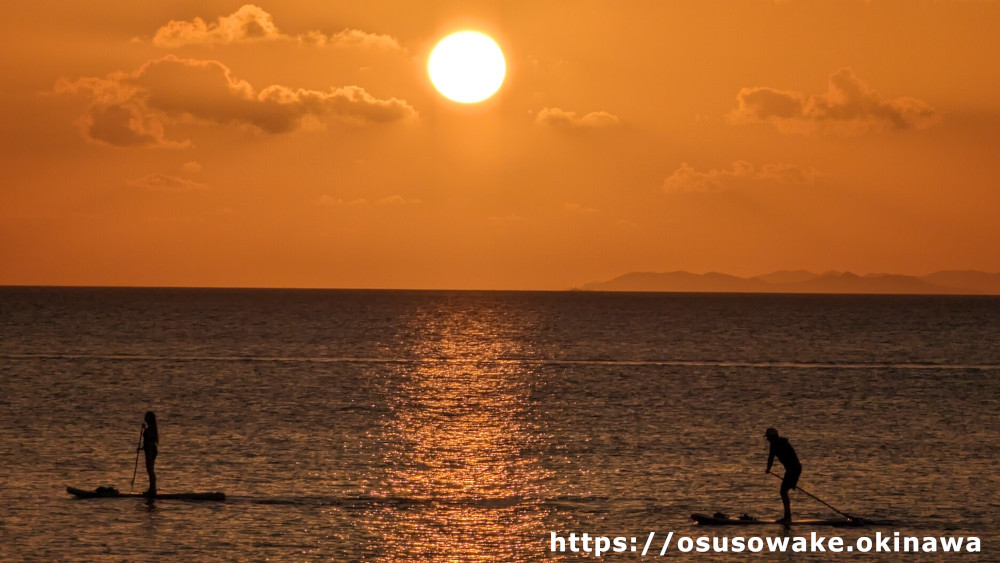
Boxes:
[364,304,550,560]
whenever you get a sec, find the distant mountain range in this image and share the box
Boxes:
[579,270,1000,295]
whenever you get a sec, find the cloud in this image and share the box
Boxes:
[563,203,599,214]
[318,195,420,207]
[128,173,209,192]
[536,107,620,129]
[374,195,421,206]
[153,4,280,47]
[80,103,188,148]
[319,196,367,206]
[488,214,526,225]
[319,196,362,206]
[663,161,819,193]
[56,55,417,147]
[730,68,938,134]
[152,4,401,50]
[181,161,202,172]
[299,29,402,50]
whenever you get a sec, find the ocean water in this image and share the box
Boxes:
[0,288,997,560]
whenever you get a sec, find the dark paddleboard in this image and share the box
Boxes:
[692,513,889,527]
[67,486,225,501]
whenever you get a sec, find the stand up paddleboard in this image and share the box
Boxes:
[67,486,225,501]
[692,513,891,527]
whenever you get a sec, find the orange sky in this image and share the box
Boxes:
[2,0,999,290]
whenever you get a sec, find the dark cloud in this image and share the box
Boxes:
[55,55,417,147]
[730,68,938,134]
[87,104,185,148]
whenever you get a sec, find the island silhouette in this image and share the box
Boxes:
[579,270,1000,295]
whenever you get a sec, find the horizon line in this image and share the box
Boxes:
[3,282,1000,297]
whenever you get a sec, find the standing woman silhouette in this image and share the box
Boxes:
[138,411,159,496]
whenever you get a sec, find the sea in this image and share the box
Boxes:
[0,287,997,561]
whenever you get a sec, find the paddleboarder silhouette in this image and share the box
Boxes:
[138,411,159,497]
[764,427,801,524]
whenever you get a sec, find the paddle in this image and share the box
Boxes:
[769,472,867,524]
[130,423,145,493]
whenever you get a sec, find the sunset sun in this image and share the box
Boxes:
[428,31,505,104]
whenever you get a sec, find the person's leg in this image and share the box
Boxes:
[145,450,157,496]
[778,467,800,523]
[780,486,791,522]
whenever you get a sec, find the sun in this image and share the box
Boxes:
[428,31,506,104]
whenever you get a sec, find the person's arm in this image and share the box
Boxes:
[765,446,774,473]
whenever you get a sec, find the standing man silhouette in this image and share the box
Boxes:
[764,427,801,524]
